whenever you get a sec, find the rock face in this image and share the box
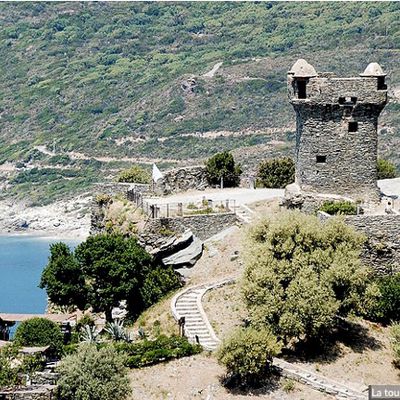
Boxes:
[142,229,204,269]
[162,236,203,268]
[154,166,209,196]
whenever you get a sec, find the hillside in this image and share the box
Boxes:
[0,2,400,204]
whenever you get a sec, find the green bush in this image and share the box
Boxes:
[319,200,357,215]
[363,274,400,323]
[117,165,151,184]
[57,343,131,400]
[205,151,242,188]
[114,335,202,368]
[243,211,367,343]
[377,158,397,180]
[0,345,19,389]
[217,327,282,384]
[256,157,295,188]
[390,322,400,368]
[14,317,63,354]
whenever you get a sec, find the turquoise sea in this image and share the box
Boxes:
[0,236,79,314]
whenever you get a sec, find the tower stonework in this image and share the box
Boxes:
[286,60,387,208]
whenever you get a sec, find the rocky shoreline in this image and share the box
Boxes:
[0,196,92,239]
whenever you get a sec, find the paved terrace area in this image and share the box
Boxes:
[378,177,400,198]
[145,187,284,206]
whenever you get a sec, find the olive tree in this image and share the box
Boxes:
[242,211,367,343]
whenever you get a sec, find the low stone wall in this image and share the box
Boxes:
[318,212,400,274]
[93,182,135,197]
[0,385,56,400]
[142,213,238,242]
[154,166,209,196]
[344,214,400,274]
[273,358,366,399]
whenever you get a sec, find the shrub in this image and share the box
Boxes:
[57,343,131,400]
[363,274,400,323]
[0,345,19,389]
[390,322,400,368]
[256,157,295,188]
[114,335,202,368]
[117,165,150,184]
[205,151,242,187]
[242,211,367,343]
[14,318,63,354]
[319,200,357,215]
[377,158,397,180]
[217,327,282,384]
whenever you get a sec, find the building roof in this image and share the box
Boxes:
[360,62,386,77]
[288,59,317,78]
[0,313,74,324]
[20,346,50,355]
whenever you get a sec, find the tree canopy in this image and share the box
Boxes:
[242,211,367,343]
[40,233,181,321]
[205,151,242,187]
[256,157,295,188]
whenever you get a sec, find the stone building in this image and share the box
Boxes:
[285,59,388,209]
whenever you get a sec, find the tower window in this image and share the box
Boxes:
[348,122,358,132]
[297,80,307,99]
[350,97,357,104]
[338,97,345,105]
[377,76,387,90]
[316,155,326,163]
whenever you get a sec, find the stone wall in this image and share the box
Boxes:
[154,166,209,196]
[288,67,387,204]
[344,214,400,274]
[93,182,136,197]
[318,212,400,274]
[0,385,56,400]
[142,213,238,242]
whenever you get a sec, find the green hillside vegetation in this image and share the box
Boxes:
[0,2,399,203]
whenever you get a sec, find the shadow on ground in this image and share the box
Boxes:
[283,318,382,365]
[220,372,281,396]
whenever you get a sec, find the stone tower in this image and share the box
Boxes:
[287,59,387,206]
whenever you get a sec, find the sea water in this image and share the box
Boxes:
[0,235,80,314]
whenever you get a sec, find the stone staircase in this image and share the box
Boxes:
[171,278,368,399]
[171,278,236,351]
[172,285,221,351]
[236,204,255,224]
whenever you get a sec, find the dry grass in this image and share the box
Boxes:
[133,290,181,338]
[128,353,333,400]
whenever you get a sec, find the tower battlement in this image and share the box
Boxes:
[287,59,388,204]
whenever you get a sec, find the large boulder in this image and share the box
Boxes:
[162,237,203,268]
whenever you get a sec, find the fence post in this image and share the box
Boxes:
[225,199,229,211]
[178,202,183,216]
[167,203,170,218]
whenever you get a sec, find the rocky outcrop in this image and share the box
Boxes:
[162,237,203,268]
[140,229,203,269]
